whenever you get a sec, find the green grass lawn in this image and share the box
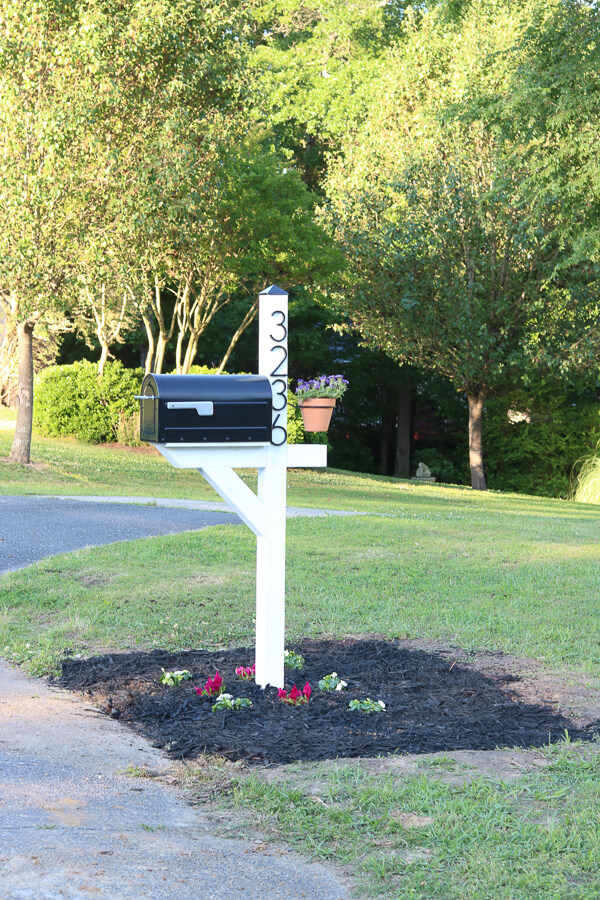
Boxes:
[218,743,600,899]
[2,415,600,898]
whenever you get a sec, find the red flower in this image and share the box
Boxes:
[278,682,311,705]
[197,670,224,696]
[288,685,303,703]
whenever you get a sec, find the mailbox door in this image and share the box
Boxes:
[161,399,270,443]
[139,376,159,441]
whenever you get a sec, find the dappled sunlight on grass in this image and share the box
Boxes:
[1,447,599,676]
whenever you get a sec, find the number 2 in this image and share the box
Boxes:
[270,345,287,377]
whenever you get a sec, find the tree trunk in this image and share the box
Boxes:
[8,320,35,465]
[379,391,391,475]
[467,389,488,490]
[141,313,155,374]
[182,333,199,374]
[394,383,411,478]
[155,334,168,374]
[216,301,258,374]
[98,341,109,376]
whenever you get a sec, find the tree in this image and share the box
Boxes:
[130,120,339,375]
[322,0,600,489]
[0,1,88,462]
[66,1,339,377]
[496,0,600,269]
[2,0,332,457]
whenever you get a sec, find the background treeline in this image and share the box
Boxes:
[1,0,599,497]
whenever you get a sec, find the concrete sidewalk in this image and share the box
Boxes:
[55,493,369,517]
[0,658,350,900]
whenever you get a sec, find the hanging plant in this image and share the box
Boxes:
[295,375,349,432]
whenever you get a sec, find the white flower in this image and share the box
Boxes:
[219,693,233,701]
[335,681,348,691]
[378,701,386,709]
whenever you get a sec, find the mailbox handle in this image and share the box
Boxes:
[166,401,214,416]
[134,395,156,400]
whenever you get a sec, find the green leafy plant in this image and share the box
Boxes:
[34,361,143,444]
[159,669,192,686]
[573,451,600,504]
[349,698,385,714]
[211,693,252,712]
[284,649,305,670]
[318,672,347,691]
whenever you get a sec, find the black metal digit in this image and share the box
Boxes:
[272,378,288,412]
[269,309,287,342]
[270,344,288,377]
[271,413,287,446]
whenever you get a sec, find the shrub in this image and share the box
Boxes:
[33,365,80,437]
[572,450,600,504]
[484,385,600,498]
[34,361,143,443]
[115,411,141,447]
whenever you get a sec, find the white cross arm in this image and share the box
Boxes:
[200,466,266,537]
[151,442,327,470]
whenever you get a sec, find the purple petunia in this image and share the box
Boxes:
[295,374,349,401]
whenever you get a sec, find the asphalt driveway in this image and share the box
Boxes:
[0,496,240,575]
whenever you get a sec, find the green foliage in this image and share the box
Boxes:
[348,697,385,713]
[159,669,192,686]
[412,448,468,486]
[211,694,253,712]
[184,366,228,375]
[573,451,600,506]
[484,385,600,498]
[286,390,306,445]
[494,0,600,269]
[33,361,142,444]
[114,411,141,447]
[321,0,600,488]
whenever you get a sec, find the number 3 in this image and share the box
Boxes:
[270,310,287,342]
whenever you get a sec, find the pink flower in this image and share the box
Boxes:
[278,688,288,700]
[196,670,224,697]
[235,665,255,679]
[302,682,311,700]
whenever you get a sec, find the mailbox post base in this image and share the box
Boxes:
[151,442,326,689]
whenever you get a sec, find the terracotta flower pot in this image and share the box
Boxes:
[299,397,336,432]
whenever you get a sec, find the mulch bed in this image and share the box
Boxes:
[57,639,600,765]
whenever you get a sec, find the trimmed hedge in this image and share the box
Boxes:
[34,362,309,446]
[34,361,143,443]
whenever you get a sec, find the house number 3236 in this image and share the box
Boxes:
[269,309,287,446]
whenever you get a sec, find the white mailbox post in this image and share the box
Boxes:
[151,285,326,688]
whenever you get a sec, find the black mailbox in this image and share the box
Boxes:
[138,374,273,444]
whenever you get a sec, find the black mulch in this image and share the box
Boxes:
[57,639,600,765]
